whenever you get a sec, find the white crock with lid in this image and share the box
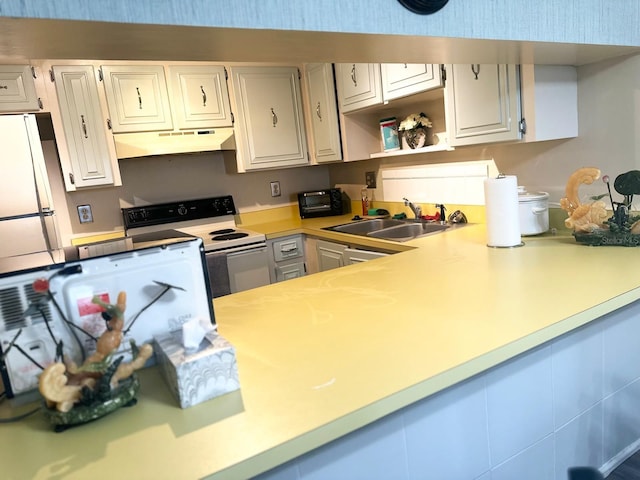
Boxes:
[518,186,550,236]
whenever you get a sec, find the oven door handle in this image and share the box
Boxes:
[217,243,268,255]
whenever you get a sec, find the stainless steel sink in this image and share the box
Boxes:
[367,222,449,241]
[324,218,454,242]
[330,218,406,235]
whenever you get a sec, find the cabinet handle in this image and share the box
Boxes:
[471,64,480,80]
[80,114,88,138]
[403,63,408,68]
[200,85,207,107]
[316,101,322,121]
[350,64,357,86]
[271,107,278,127]
[136,87,142,109]
[0,84,7,90]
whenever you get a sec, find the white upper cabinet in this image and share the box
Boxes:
[444,64,577,147]
[0,65,40,112]
[230,66,308,171]
[444,64,521,146]
[304,63,342,164]
[381,63,443,101]
[48,64,120,190]
[335,63,383,113]
[100,65,173,133]
[167,65,232,129]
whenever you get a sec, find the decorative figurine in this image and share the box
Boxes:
[561,167,640,246]
[0,272,183,431]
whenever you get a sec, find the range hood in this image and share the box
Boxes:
[113,128,236,159]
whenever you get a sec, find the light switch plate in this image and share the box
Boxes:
[77,204,93,223]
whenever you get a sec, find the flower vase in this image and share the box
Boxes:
[402,127,429,149]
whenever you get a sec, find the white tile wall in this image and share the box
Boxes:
[295,411,408,480]
[402,376,490,480]
[490,435,555,480]
[602,303,640,396]
[552,321,603,428]
[254,300,640,480]
[485,345,554,465]
[603,378,640,461]
[554,404,603,480]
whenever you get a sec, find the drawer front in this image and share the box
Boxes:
[273,236,304,262]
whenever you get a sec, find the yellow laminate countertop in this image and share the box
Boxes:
[2,221,640,479]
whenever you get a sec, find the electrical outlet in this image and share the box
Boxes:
[77,204,93,223]
[270,181,281,197]
[365,171,377,189]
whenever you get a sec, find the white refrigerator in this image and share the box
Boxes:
[0,114,62,272]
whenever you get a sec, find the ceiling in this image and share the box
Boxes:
[0,17,638,66]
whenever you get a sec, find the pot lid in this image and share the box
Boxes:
[518,186,549,202]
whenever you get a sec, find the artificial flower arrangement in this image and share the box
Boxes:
[398,112,433,149]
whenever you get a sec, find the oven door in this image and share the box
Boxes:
[206,244,271,297]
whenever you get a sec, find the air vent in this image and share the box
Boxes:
[0,284,52,332]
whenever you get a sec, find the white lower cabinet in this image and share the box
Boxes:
[268,235,306,283]
[230,66,309,171]
[315,239,390,272]
[316,239,347,271]
[46,64,121,190]
[344,247,388,265]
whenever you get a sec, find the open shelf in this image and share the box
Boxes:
[369,143,454,159]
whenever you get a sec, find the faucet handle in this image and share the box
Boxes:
[435,204,447,222]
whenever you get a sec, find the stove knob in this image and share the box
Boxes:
[177,205,188,216]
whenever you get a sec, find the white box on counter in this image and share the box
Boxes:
[154,330,240,408]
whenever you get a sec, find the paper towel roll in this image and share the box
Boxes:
[484,175,522,247]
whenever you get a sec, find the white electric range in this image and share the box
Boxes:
[122,196,270,297]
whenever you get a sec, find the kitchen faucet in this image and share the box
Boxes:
[403,198,422,219]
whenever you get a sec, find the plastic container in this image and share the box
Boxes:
[379,117,400,152]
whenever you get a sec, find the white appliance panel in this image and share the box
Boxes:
[0,115,41,216]
[0,216,48,257]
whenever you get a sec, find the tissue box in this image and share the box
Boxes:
[154,331,240,408]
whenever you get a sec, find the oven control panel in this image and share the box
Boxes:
[122,196,237,229]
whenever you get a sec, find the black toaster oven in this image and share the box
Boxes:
[297,188,343,218]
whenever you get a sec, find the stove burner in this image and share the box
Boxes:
[212,232,249,241]
[210,228,235,235]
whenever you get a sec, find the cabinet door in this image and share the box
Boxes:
[52,65,118,189]
[444,64,521,146]
[231,66,308,170]
[168,65,233,129]
[344,248,388,265]
[316,239,346,271]
[305,63,342,163]
[335,63,382,113]
[381,64,443,101]
[101,65,173,133]
[0,65,40,112]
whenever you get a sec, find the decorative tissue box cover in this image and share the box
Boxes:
[154,330,240,408]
